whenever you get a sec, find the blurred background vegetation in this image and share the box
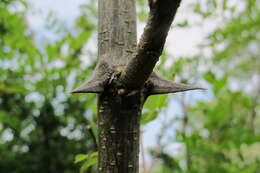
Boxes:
[0,0,259,173]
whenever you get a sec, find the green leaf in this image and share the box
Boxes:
[240,164,258,173]
[74,154,89,164]
[74,152,98,164]
[141,95,168,124]
[141,110,158,125]
[176,20,188,27]
[89,152,98,158]
[203,71,216,84]
[144,95,167,110]
[80,158,97,173]
[213,74,227,94]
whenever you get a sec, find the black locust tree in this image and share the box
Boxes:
[72,0,202,172]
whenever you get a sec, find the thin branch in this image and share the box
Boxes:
[250,69,260,132]
[180,93,191,173]
[140,132,147,173]
[120,0,182,88]
[147,114,174,172]
[85,125,97,173]
[86,125,98,152]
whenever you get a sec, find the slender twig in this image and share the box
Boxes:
[250,68,260,132]
[179,93,191,173]
[140,132,147,173]
[85,125,98,173]
[86,125,98,151]
[147,113,174,172]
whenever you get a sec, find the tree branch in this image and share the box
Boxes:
[86,125,98,152]
[120,0,182,88]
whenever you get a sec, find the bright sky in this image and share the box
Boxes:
[26,0,214,57]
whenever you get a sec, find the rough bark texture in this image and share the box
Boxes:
[98,0,137,65]
[97,88,145,173]
[97,0,141,172]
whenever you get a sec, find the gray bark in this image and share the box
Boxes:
[97,0,142,172]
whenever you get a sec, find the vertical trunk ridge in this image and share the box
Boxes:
[97,0,140,172]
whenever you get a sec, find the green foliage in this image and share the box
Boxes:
[74,152,98,173]
[0,0,98,172]
[148,0,260,172]
[205,0,260,78]
[157,152,182,173]
[137,0,148,22]
[142,95,168,125]
[203,71,228,94]
[182,88,260,173]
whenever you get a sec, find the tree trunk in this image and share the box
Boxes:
[97,90,144,173]
[97,0,140,172]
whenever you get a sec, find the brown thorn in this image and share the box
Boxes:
[147,72,206,95]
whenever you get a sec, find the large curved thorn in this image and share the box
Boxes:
[148,72,206,95]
